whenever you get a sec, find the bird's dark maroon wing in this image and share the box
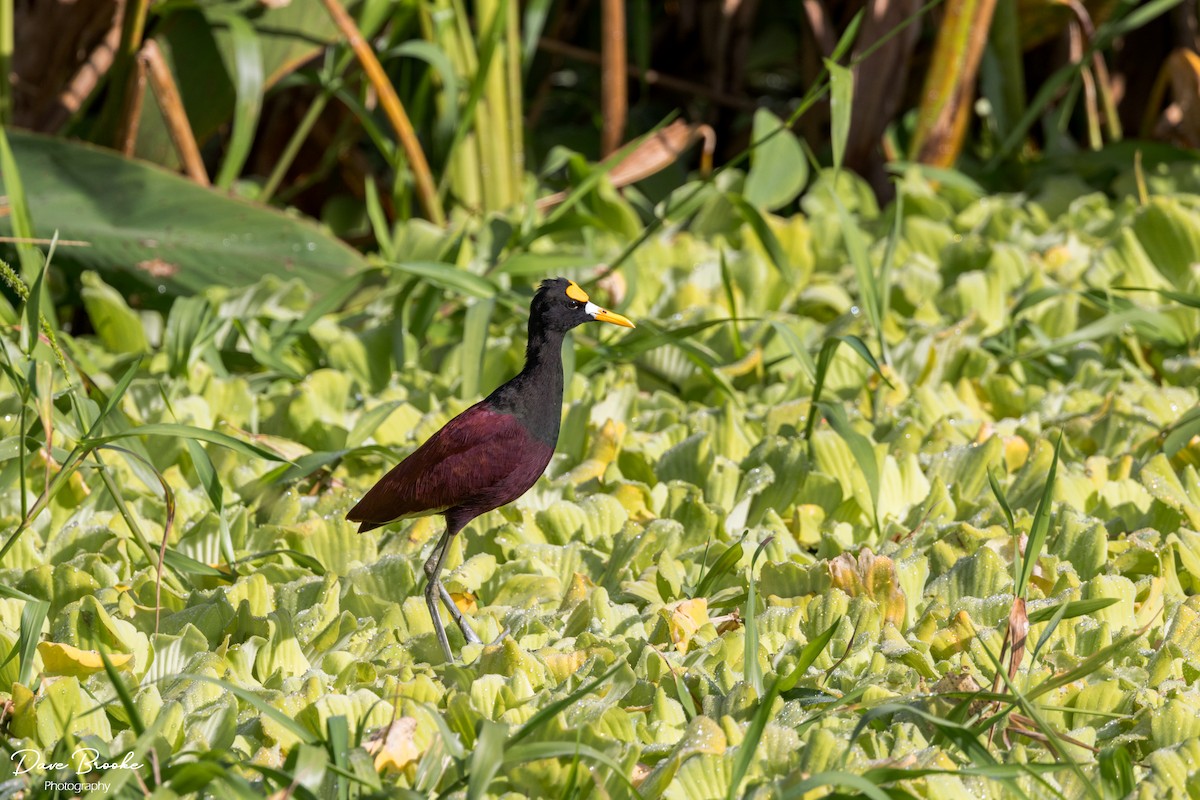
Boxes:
[347,403,554,532]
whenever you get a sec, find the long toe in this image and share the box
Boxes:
[484,626,512,647]
[460,623,483,645]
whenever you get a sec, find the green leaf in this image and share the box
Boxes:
[347,402,405,449]
[80,271,150,354]
[393,41,461,154]
[728,622,837,800]
[461,297,496,399]
[0,130,367,299]
[164,295,219,377]
[743,108,808,211]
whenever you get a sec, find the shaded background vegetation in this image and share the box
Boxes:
[4,0,1199,255]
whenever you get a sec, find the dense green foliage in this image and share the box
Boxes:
[2,158,1199,797]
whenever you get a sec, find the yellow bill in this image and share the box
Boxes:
[588,302,635,328]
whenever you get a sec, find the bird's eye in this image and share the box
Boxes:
[569,300,582,310]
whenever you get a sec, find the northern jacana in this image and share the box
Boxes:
[347,278,635,660]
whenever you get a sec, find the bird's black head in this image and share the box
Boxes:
[530,277,635,334]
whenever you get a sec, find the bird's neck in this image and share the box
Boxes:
[485,325,566,446]
[522,326,566,381]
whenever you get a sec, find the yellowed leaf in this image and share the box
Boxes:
[540,650,589,683]
[1004,436,1030,472]
[827,549,907,627]
[560,572,595,609]
[10,682,36,739]
[38,642,132,677]
[451,591,477,614]
[366,717,421,772]
[665,597,709,653]
[610,483,655,523]
[562,419,626,486]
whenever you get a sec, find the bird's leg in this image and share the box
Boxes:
[423,528,456,661]
[438,585,483,645]
[423,524,483,658]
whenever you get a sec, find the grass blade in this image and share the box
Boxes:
[781,771,892,800]
[1098,746,1134,799]
[467,719,508,800]
[1026,629,1143,702]
[84,422,288,463]
[20,248,48,355]
[825,58,853,172]
[503,742,643,797]
[819,401,881,535]
[1016,431,1062,599]
[1164,404,1200,457]
[1026,597,1117,626]
[510,661,625,746]
[769,321,817,381]
[694,533,747,598]
[15,595,49,687]
[803,335,889,444]
[988,467,1016,532]
[728,194,793,279]
[171,673,319,744]
[385,261,501,299]
[0,125,38,277]
[99,647,144,737]
[744,536,773,697]
[211,12,264,189]
[832,196,881,356]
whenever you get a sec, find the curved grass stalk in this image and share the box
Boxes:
[320,0,445,225]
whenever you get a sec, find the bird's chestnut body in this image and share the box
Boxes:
[347,404,555,534]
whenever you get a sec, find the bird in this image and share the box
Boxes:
[347,277,635,660]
